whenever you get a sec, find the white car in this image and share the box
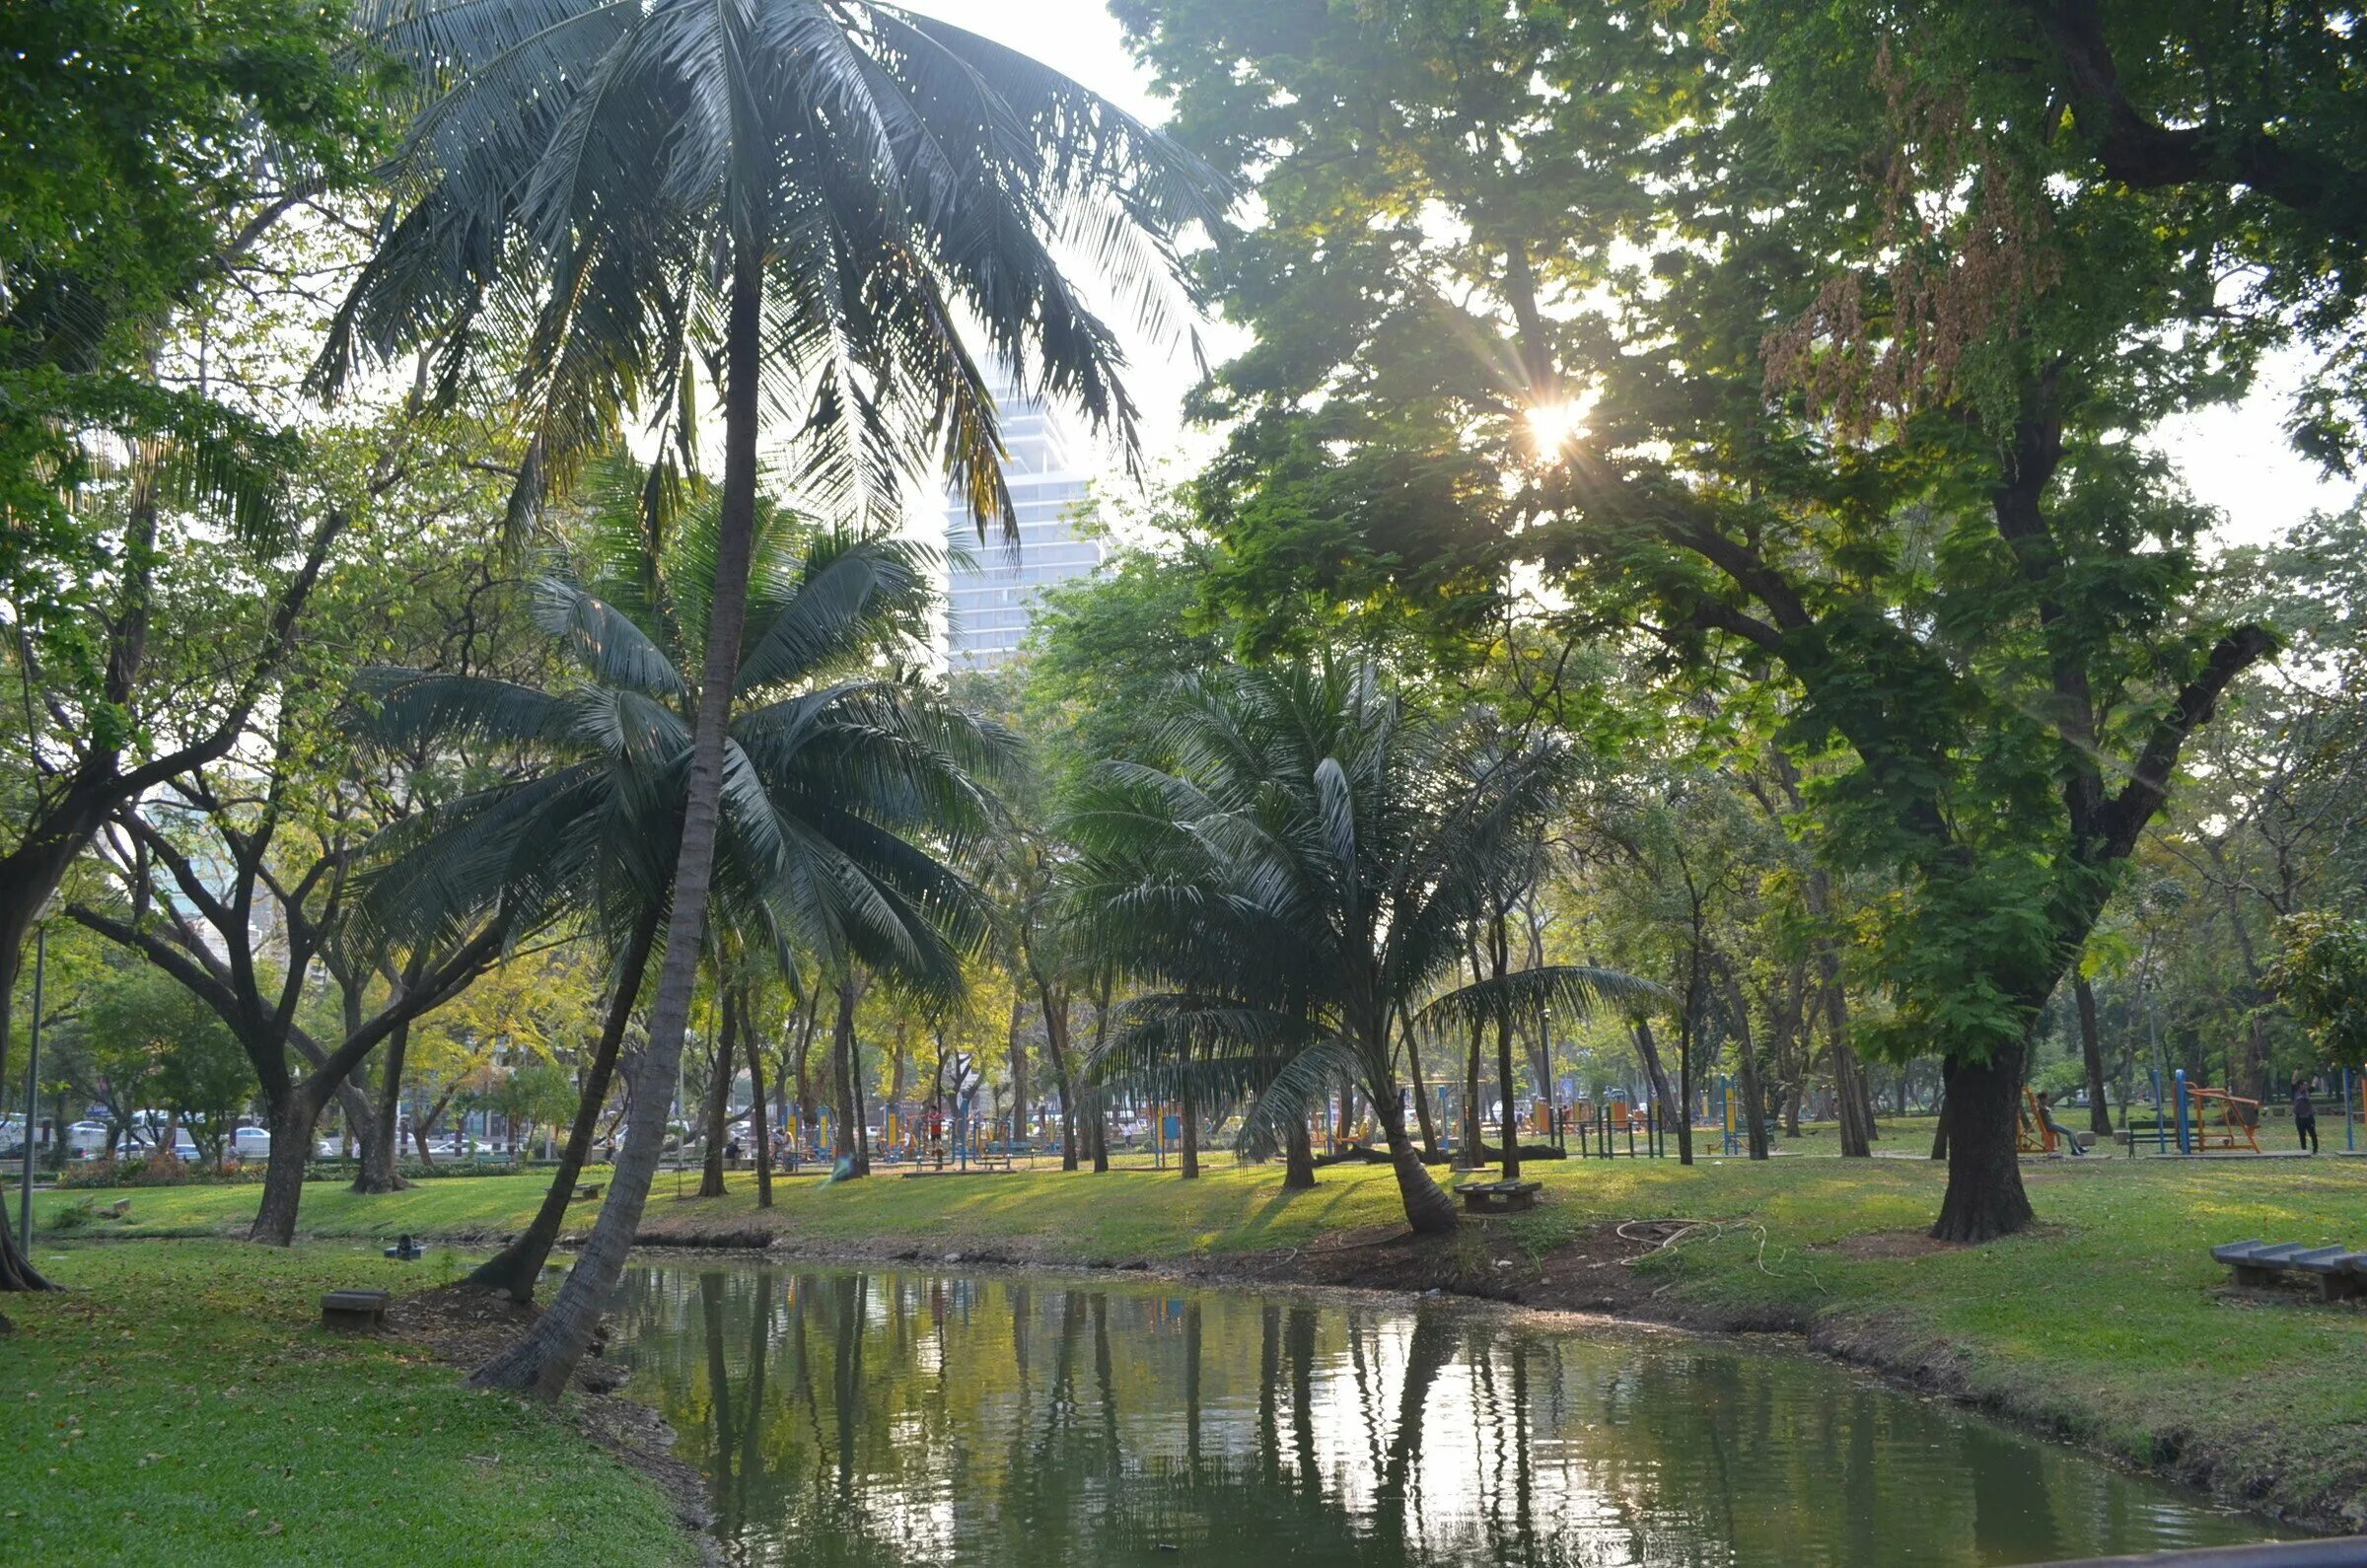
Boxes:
[66,1120,112,1157]
[231,1126,272,1159]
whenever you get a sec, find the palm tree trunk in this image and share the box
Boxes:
[749,999,773,1209]
[469,904,659,1301]
[831,973,862,1173]
[1373,1046,1456,1235]
[471,233,766,1397]
[1179,1079,1200,1179]
[699,981,739,1198]
[1491,912,1520,1181]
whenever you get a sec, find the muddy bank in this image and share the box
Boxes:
[386,1281,720,1565]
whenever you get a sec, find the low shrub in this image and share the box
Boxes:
[55,1154,257,1188]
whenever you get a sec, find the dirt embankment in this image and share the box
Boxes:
[386,1283,720,1564]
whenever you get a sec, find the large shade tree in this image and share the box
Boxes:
[325,0,1217,1391]
[1069,660,1652,1234]
[358,466,998,1301]
[1118,0,2303,1242]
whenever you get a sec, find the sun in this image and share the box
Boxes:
[1525,398,1587,456]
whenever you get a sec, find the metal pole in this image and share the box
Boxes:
[2174,1067,2190,1156]
[20,925,46,1246]
[2346,1069,2354,1153]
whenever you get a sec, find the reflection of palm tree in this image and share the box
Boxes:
[1287,1306,1321,1499]
[700,1272,739,1537]
[1375,1310,1457,1528]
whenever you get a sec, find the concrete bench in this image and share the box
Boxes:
[1459,1179,1542,1215]
[320,1289,392,1332]
[570,1182,604,1202]
[2212,1240,2367,1299]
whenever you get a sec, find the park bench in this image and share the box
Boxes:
[320,1288,392,1332]
[1459,1179,1542,1215]
[2212,1240,2367,1299]
[570,1181,604,1201]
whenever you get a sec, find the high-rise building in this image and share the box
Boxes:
[942,385,1099,671]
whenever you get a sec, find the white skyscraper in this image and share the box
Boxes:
[942,385,1100,671]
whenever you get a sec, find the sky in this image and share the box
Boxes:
[907,0,2359,551]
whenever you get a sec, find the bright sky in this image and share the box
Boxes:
[909,0,2360,550]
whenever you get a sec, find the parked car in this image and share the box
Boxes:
[66,1120,112,1158]
[316,1137,348,1159]
[231,1126,271,1159]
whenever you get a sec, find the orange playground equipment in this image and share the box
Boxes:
[2016,1088,2058,1155]
[2184,1082,2263,1153]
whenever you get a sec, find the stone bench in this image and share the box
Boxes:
[320,1289,392,1332]
[1459,1179,1542,1215]
[2213,1240,2367,1300]
[570,1182,604,1202]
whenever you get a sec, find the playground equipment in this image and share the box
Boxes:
[2016,1087,2057,1155]
[2184,1080,2263,1153]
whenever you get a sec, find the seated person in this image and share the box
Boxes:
[2033,1091,2087,1156]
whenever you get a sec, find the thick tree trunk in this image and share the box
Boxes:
[699,984,738,1199]
[1179,1079,1200,1179]
[1282,1114,1317,1190]
[1377,1079,1457,1235]
[469,906,658,1302]
[1929,1053,2035,1243]
[0,946,58,1292]
[2073,971,2114,1136]
[471,234,765,1398]
[249,1094,324,1247]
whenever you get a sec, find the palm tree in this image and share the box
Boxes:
[323,0,1216,1393]
[1068,661,1655,1234]
[355,465,1001,1304]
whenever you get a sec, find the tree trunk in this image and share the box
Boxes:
[249,1093,324,1246]
[1402,1009,1441,1159]
[1282,1114,1316,1190]
[1491,913,1521,1180]
[468,905,658,1302]
[1929,1052,2036,1244]
[2073,971,2114,1136]
[699,983,738,1199]
[352,1016,412,1193]
[1630,1014,1680,1162]
[1087,973,1113,1173]
[1377,1074,1457,1235]
[1006,992,1027,1154]
[749,1003,772,1209]
[0,944,58,1292]
[1458,1008,1484,1169]
[831,973,863,1173]
[1179,1079,1200,1179]
[471,232,765,1398]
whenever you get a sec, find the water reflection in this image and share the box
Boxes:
[606,1264,2272,1567]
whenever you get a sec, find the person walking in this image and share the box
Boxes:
[2293,1075,2320,1155]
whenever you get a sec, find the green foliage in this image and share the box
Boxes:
[75,963,254,1159]
[2268,911,2367,1067]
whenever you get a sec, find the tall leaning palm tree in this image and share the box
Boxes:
[1069,661,1656,1235]
[322,0,1218,1393]
[358,470,1001,1326]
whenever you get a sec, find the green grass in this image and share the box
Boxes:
[1,1241,698,1566]
[28,1141,2367,1526]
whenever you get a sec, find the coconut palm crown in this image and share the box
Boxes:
[355,463,1004,1001]
[1067,659,1657,1234]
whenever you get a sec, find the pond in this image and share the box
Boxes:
[606,1261,2278,1567]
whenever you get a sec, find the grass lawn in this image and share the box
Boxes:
[24,1141,2367,1528]
[1,1241,698,1566]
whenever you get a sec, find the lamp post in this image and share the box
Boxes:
[19,919,48,1246]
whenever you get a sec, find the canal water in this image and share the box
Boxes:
[606,1262,2277,1566]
